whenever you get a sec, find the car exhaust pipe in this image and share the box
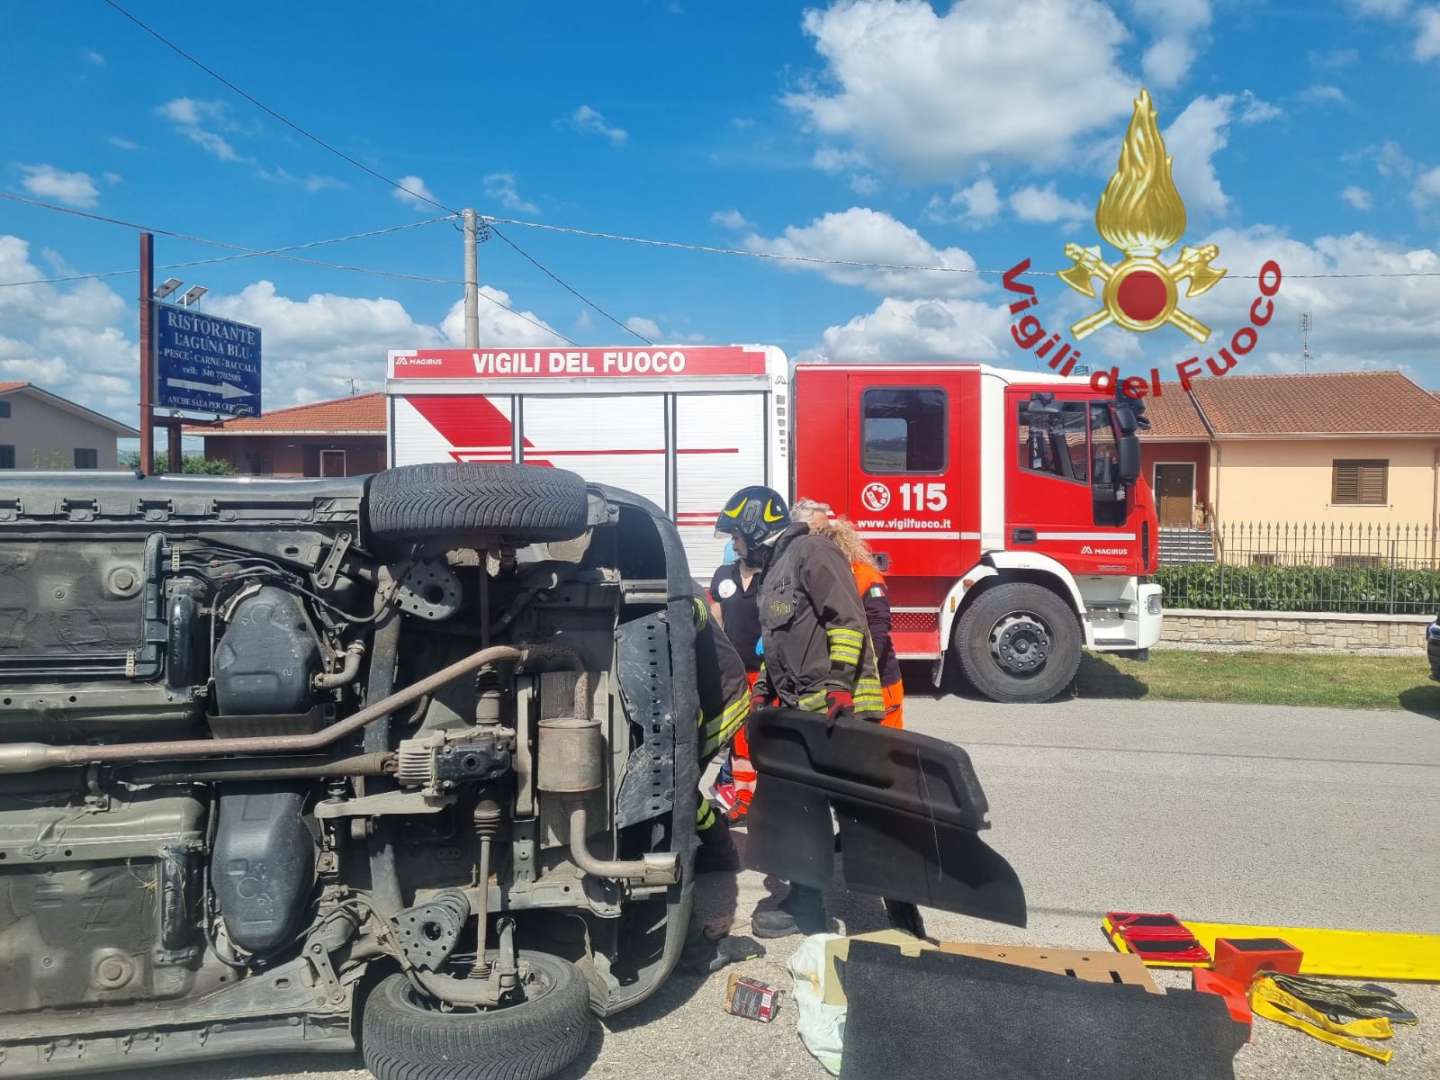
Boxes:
[0,645,527,774]
[535,710,678,887]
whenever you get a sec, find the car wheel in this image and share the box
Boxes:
[362,951,591,1080]
[953,582,1080,704]
[366,463,589,543]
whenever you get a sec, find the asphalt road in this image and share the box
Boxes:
[150,695,1440,1080]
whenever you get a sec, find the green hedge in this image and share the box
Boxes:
[1155,563,1440,614]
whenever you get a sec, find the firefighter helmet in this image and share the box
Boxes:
[715,486,790,548]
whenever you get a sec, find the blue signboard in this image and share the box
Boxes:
[153,303,262,415]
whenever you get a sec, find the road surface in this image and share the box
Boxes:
[154,695,1440,1080]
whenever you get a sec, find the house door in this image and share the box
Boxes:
[1154,463,1194,527]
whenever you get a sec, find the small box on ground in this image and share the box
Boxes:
[724,973,781,1022]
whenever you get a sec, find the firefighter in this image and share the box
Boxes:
[715,485,885,937]
[708,501,769,823]
[691,593,751,875]
[790,498,904,729]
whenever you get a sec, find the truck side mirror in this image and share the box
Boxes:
[1117,434,1141,483]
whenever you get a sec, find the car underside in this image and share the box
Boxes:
[0,462,1022,1080]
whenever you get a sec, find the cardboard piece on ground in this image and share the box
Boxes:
[822,930,1158,1006]
[1106,918,1440,981]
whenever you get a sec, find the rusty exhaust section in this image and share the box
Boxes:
[0,645,525,774]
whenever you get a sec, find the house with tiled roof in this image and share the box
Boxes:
[1139,371,1440,530]
[189,392,385,477]
[0,382,138,470]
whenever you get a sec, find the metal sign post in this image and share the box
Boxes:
[138,233,155,474]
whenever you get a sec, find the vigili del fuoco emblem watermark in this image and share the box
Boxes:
[1003,89,1282,400]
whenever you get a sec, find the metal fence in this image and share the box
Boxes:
[1157,521,1440,614]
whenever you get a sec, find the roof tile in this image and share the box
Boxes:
[1191,371,1440,435]
[188,392,385,434]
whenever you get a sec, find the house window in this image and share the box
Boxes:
[1018,399,1090,482]
[1334,554,1382,569]
[0,401,11,418]
[320,449,347,477]
[861,388,946,474]
[0,446,13,469]
[73,448,98,470]
[1331,459,1387,505]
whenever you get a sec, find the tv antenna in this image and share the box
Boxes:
[1299,313,1312,371]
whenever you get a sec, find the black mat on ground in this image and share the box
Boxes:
[839,941,1247,1080]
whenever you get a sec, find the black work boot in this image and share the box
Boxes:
[694,813,741,875]
[752,884,827,939]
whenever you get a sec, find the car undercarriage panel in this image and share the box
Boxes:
[744,708,1027,928]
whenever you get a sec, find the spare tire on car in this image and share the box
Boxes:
[366,462,590,542]
[361,951,591,1080]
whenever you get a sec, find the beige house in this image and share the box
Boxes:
[1140,371,1440,528]
[0,382,138,470]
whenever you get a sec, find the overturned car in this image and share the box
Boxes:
[0,463,1021,1080]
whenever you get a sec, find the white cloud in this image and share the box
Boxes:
[1412,166,1440,206]
[1418,6,1440,60]
[1130,0,1212,87]
[743,207,982,298]
[1342,185,1374,210]
[785,0,1137,178]
[85,49,105,65]
[1298,84,1350,106]
[103,171,122,185]
[302,175,346,193]
[0,235,135,421]
[731,117,756,129]
[812,147,869,173]
[483,172,539,214]
[711,208,755,231]
[1161,94,1237,217]
[157,97,251,163]
[1309,47,1360,69]
[809,296,1011,363]
[849,174,881,195]
[1237,90,1282,125]
[107,135,139,151]
[1145,224,1440,377]
[0,232,570,418]
[1009,183,1090,224]
[624,316,662,340]
[17,164,100,208]
[571,105,628,146]
[926,177,1003,227]
[393,175,440,211]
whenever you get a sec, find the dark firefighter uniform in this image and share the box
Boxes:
[753,526,885,720]
[691,596,751,838]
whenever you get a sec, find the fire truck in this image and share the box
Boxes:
[386,345,1161,703]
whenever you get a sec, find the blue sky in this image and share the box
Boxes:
[3,0,1440,425]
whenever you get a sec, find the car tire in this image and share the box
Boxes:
[366,463,589,543]
[362,951,591,1080]
[953,582,1080,704]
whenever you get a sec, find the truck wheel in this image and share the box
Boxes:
[366,463,589,542]
[953,583,1080,704]
[362,951,591,1080]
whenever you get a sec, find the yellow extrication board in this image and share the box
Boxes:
[1104,918,1440,982]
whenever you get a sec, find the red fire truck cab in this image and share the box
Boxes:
[387,346,1161,704]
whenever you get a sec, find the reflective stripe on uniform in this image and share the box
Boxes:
[700,693,750,757]
[826,626,864,665]
[696,799,717,832]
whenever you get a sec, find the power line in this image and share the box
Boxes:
[489,226,650,343]
[484,215,1440,282]
[0,192,573,344]
[100,0,455,216]
[100,0,631,338]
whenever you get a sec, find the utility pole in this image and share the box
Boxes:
[463,208,480,348]
[138,233,154,475]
